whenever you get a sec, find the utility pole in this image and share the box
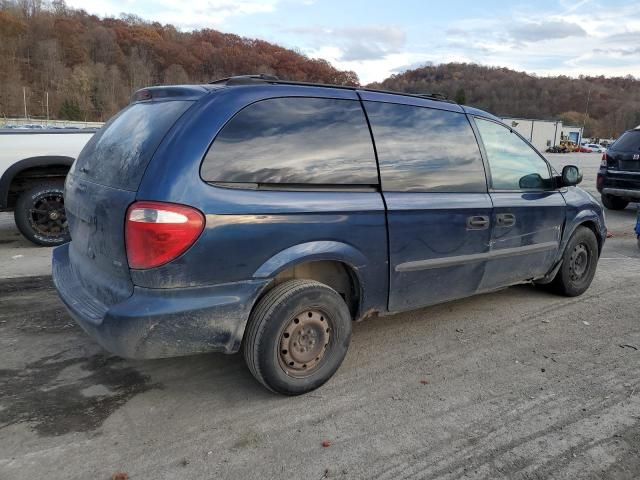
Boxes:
[582,85,592,142]
[46,91,49,124]
[23,87,27,119]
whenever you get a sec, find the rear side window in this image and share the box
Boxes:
[72,100,192,191]
[364,101,486,192]
[201,97,377,185]
[611,130,640,152]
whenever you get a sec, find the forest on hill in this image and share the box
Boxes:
[369,63,640,138]
[0,0,358,122]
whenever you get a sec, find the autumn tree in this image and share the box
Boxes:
[0,0,359,122]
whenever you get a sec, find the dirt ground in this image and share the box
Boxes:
[1,153,639,480]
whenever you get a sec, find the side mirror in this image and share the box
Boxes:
[561,165,582,186]
[519,173,544,189]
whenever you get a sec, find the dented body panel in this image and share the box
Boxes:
[480,191,566,290]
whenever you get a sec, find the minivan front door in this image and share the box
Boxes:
[362,98,492,312]
[473,117,566,290]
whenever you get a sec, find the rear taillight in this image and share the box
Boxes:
[125,201,205,269]
[601,153,608,166]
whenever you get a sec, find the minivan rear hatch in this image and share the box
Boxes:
[64,89,202,308]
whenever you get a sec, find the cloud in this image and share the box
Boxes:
[594,46,640,57]
[508,20,587,42]
[603,30,640,44]
[286,25,406,62]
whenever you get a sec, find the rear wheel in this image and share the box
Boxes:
[547,226,599,297]
[243,279,352,395]
[601,194,628,210]
[14,180,70,246]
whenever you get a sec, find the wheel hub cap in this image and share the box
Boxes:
[569,243,589,280]
[29,193,67,237]
[279,309,330,376]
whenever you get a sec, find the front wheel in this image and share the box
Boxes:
[243,279,352,395]
[547,226,599,297]
[14,180,70,246]
[601,194,628,210]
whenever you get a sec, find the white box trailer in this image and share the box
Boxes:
[501,117,583,152]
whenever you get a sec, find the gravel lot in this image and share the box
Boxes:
[1,153,639,480]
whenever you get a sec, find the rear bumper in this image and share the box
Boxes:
[597,169,640,198]
[52,243,269,358]
[601,188,640,199]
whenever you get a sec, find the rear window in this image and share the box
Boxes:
[364,101,486,192]
[611,130,640,152]
[201,97,377,185]
[72,100,192,190]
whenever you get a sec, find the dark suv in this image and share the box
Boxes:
[597,128,640,209]
[53,76,606,395]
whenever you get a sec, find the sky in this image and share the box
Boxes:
[65,0,640,84]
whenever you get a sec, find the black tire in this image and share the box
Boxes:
[547,226,599,297]
[243,279,352,395]
[14,180,70,247]
[601,194,628,210]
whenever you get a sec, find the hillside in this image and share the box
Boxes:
[370,63,640,138]
[0,1,357,122]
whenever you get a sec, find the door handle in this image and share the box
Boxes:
[467,215,490,230]
[496,213,516,227]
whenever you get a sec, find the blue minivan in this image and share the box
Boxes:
[53,75,606,395]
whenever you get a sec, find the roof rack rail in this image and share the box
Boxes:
[208,74,454,103]
[412,92,449,101]
[209,74,280,86]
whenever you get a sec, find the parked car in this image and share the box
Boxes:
[597,128,640,210]
[0,128,96,245]
[577,146,593,153]
[586,143,606,153]
[53,76,606,395]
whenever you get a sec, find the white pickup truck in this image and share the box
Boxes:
[0,129,96,245]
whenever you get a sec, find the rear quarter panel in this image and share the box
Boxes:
[130,189,389,318]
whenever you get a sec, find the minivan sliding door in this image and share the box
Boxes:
[363,99,492,312]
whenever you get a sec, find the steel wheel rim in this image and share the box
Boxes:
[29,193,67,237]
[569,243,589,281]
[278,309,332,378]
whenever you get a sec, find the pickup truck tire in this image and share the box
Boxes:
[243,279,352,395]
[547,226,599,297]
[601,194,628,210]
[14,180,70,246]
